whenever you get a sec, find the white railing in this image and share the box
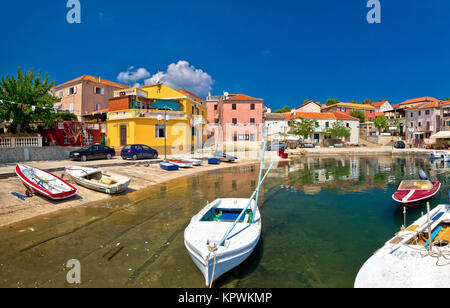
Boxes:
[0,136,43,148]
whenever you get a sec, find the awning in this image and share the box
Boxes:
[431,131,450,139]
[151,99,181,111]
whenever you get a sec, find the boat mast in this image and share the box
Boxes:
[252,130,268,223]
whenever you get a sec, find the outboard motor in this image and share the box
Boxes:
[419,170,429,181]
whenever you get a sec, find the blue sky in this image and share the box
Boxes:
[1,0,450,110]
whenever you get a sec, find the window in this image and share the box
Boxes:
[411,122,414,127]
[215,118,219,124]
[250,118,255,124]
[95,104,101,111]
[425,110,430,115]
[156,124,165,138]
[419,111,422,116]
[192,106,194,114]
[411,112,414,117]
[250,134,255,141]
[69,103,74,112]
[59,91,63,98]
[315,122,319,127]
[369,110,373,114]
[85,134,94,145]
[214,104,217,110]
[232,104,236,110]
[232,133,238,141]
[64,133,70,145]
[192,127,196,136]
[326,122,330,128]
[67,86,77,95]
[346,123,350,128]
[418,122,421,127]
[94,87,104,95]
[232,118,237,125]
[250,104,255,110]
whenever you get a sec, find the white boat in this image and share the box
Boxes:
[179,158,203,166]
[16,164,77,200]
[65,166,131,194]
[167,159,194,168]
[184,138,272,287]
[355,202,450,288]
[429,151,450,161]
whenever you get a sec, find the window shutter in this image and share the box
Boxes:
[73,86,77,94]
[67,88,70,96]
[101,88,104,95]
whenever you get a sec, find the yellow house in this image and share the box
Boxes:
[106,84,207,155]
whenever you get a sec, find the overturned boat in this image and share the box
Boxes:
[66,166,131,194]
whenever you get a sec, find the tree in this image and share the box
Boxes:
[325,121,351,139]
[290,118,316,139]
[274,106,291,113]
[0,67,60,133]
[326,98,340,106]
[374,115,388,132]
[349,100,359,104]
[350,110,366,123]
[362,98,373,105]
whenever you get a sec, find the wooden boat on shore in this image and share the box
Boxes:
[160,160,179,171]
[167,159,194,168]
[392,170,440,206]
[184,139,272,287]
[355,202,450,288]
[16,164,77,200]
[212,151,237,162]
[65,166,131,194]
[179,158,203,166]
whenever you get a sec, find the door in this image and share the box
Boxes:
[120,125,127,146]
[135,145,144,159]
[142,145,151,158]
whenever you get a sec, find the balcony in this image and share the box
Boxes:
[107,109,187,121]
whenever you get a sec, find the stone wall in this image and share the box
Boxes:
[0,146,78,163]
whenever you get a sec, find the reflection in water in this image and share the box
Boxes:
[0,155,448,288]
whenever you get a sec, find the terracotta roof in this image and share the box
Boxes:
[406,101,441,111]
[322,103,375,110]
[441,101,450,107]
[55,75,128,89]
[294,111,358,121]
[296,101,320,110]
[226,94,263,101]
[391,104,400,108]
[372,100,389,107]
[177,89,203,100]
[374,112,385,117]
[400,96,439,106]
[283,113,292,120]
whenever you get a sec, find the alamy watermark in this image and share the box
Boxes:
[66,0,81,24]
[367,0,381,24]
[66,259,81,284]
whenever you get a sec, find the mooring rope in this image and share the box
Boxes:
[208,243,218,288]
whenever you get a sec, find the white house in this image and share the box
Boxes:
[293,101,321,113]
[293,111,360,144]
[372,100,393,113]
[265,113,290,140]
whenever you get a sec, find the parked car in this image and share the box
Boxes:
[69,144,115,161]
[298,141,315,148]
[267,142,285,151]
[121,144,158,160]
[393,141,406,149]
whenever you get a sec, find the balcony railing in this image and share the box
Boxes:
[107,109,187,121]
[0,136,43,148]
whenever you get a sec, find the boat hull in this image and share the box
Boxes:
[392,181,440,206]
[160,161,179,171]
[167,159,194,168]
[66,167,130,194]
[16,164,77,200]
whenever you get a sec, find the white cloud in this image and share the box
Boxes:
[117,67,151,87]
[117,61,214,97]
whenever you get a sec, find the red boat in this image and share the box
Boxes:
[15,164,77,200]
[392,180,441,206]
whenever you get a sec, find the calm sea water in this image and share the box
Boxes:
[0,155,448,288]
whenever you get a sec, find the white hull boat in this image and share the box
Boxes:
[66,166,131,194]
[184,198,261,287]
[179,158,203,166]
[429,151,450,162]
[355,203,450,288]
[184,137,272,287]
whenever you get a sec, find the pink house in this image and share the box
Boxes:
[52,75,127,121]
[206,93,265,142]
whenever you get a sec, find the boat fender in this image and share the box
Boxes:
[419,170,429,180]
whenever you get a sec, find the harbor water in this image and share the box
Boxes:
[0,155,448,288]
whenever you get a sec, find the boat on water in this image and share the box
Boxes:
[15,164,77,200]
[212,151,237,162]
[159,160,179,171]
[392,170,440,206]
[429,151,450,161]
[65,166,131,194]
[167,159,194,168]
[355,201,450,288]
[184,139,272,287]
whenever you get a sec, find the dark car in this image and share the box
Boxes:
[267,142,285,151]
[393,141,406,149]
[69,144,115,161]
[298,141,315,148]
[121,144,158,160]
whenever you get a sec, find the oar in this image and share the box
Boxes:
[102,242,121,258]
